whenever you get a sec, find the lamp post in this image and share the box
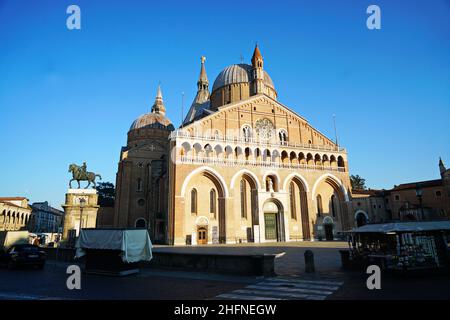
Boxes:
[415,184,424,220]
[78,197,86,237]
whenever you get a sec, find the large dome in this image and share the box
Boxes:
[130,113,174,131]
[212,63,275,92]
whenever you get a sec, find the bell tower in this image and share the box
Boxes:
[251,44,265,95]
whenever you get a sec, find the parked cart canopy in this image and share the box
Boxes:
[75,229,153,263]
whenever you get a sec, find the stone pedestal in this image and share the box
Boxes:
[62,189,99,241]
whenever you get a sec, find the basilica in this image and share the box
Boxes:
[113,45,353,245]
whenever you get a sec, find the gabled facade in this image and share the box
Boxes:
[167,45,353,245]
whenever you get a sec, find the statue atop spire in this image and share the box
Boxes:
[198,56,209,90]
[183,56,211,125]
[151,84,166,116]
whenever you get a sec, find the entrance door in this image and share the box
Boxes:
[324,224,333,241]
[264,213,278,241]
[197,227,208,245]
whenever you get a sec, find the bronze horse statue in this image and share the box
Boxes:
[68,163,102,189]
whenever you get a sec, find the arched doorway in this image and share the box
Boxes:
[197,226,208,245]
[323,216,334,241]
[195,216,209,245]
[135,218,147,228]
[355,211,369,227]
[263,199,285,242]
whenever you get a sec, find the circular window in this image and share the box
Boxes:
[255,118,274,141]
[137,199,145,206]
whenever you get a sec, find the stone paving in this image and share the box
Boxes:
[153,241,349,279]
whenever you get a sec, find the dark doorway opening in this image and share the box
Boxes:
[324,224,333,241]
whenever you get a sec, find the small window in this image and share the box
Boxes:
[137,178,143,191]
[436,191,442,197]
[395,195,400,201]
[137,199,145,206]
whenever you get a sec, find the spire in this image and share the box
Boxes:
[151,83,166,115]
[251,43,265,95]
[197,56,209,90]
[251,43,263,68]
[439,157,447,176]
[182,56,211,125]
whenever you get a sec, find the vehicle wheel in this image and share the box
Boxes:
[7,261,16,270]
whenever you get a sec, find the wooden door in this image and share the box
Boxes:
[197,227,208,245]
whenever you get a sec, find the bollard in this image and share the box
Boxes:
[304,250,315,273]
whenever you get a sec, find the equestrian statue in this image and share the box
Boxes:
[68,162,102,189]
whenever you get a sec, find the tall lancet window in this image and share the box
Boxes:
[210,189,216,218]
[240,179,247,218]
[290,182,297,220]
[137,178,143,192]
[191,188,197,214]
[316,194,323,217]
[331,195,337,217]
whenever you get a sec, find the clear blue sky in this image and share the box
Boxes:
[1,0,449,209]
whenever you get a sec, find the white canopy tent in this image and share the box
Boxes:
[350,221,450,234]
[75,229,153,263]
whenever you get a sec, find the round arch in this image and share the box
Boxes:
[282,173,310,192]
[230,169,261,191]
[311,173,349,201]
[262,171,281,188]
[180,166,229,198]
[195,215,210,226]
[355,210,369,227]
[323,216,334,224]
[135,218,147,228]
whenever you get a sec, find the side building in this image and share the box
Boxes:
[29,201,65,233]
[0,197,32,231]
[349,158,450,225]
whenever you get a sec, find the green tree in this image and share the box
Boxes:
[95,182,115,207]
[350,175,367,191]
